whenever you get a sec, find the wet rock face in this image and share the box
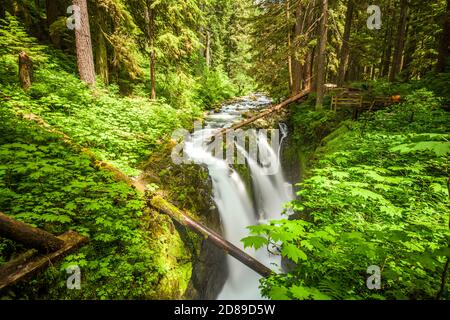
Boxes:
[279,134,302,186]
[140,147,228,300]
[185,239,228,300]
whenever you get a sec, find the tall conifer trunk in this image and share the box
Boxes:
[73,0,96,86]
[145,0,156,100]
[316,0,328,109]
[436,0,450,72]
[390,0,409,82]
[337,0,353,87]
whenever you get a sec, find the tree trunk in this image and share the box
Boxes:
[303,50,313,90]
[291,3,304,96]
[145,0,157,100]
[0,231,88,291]
[390,0,409,82]
[337,0,354,87]
[94,6,109,85]
[205,30,211,67]
[0,2,6,20]
[18,51,32,90]
[287,0,293,91]
[402,20,415,81]
[0,212,64,253]
[380,0,394,78]
[436,0,450,73]
[302,2,315,90]
[95,30,109,85]
[45,0,65,48]
[149,195,273,278]
[315,0,328,109]
[73,0,96,86]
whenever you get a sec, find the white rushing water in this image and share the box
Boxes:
[184,95,294,300]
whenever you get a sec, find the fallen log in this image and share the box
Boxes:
[149,194,273,278]
[219,89,310,136]
[0,249,38,281]
[0,231,88,291]
[0,212,64,253]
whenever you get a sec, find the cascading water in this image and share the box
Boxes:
[183,95,294,300]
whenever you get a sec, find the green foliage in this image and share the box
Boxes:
[0,106,161,299]
[0,16,200,176]
[197,67,238,108]
[0,15,193,299]
[244,89,450,300]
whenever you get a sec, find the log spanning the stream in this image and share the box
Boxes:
[149,194,274,278]
[218,89,310,136]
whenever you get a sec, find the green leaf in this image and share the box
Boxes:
[290,285,332,300]
[241,236,268,250]
[281,243,307,263]
[269,286,291,300]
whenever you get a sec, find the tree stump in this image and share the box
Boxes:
[18,51,32,90]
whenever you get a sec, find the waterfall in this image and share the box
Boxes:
[183,95,294,300]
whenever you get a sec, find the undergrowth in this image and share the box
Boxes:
[244,88,450,300]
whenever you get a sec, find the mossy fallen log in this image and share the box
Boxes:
[149,194,273,278]
[0,212,64,253]
[0,231,88,291]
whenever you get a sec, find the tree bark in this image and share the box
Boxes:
[0,212,64,253]
[337,0,354,87]
[145,0,157,100]
[402,19,414,81]
[287,0,293,91]
[380,0,394,78]
[291,3,304,95]
[302,2,315,90]
[94,6,109,85]
[149,195,273,278]
[303,51,313,90]
[95,30,109,85]
[0,231,88,291]
[436,0,450,73]
[18,51,32,90]
[73,0,96,86]
[45,0,65,48]
[0,2,6,21]
[315,0,328,109]
[390,0,409,82]
[205,30,211,67]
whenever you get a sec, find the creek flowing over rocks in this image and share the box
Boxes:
[184,95,295,300]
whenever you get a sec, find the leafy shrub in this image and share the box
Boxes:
[244,89,450,300]
[0,106,164,299]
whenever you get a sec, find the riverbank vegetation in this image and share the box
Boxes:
[245,88,450,300]
[1,0,449,300]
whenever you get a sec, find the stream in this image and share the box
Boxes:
[184,95,294,300]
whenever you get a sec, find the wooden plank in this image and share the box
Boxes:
[0,231,89,291]
[0,212,65,253]
[149,194,274,278]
